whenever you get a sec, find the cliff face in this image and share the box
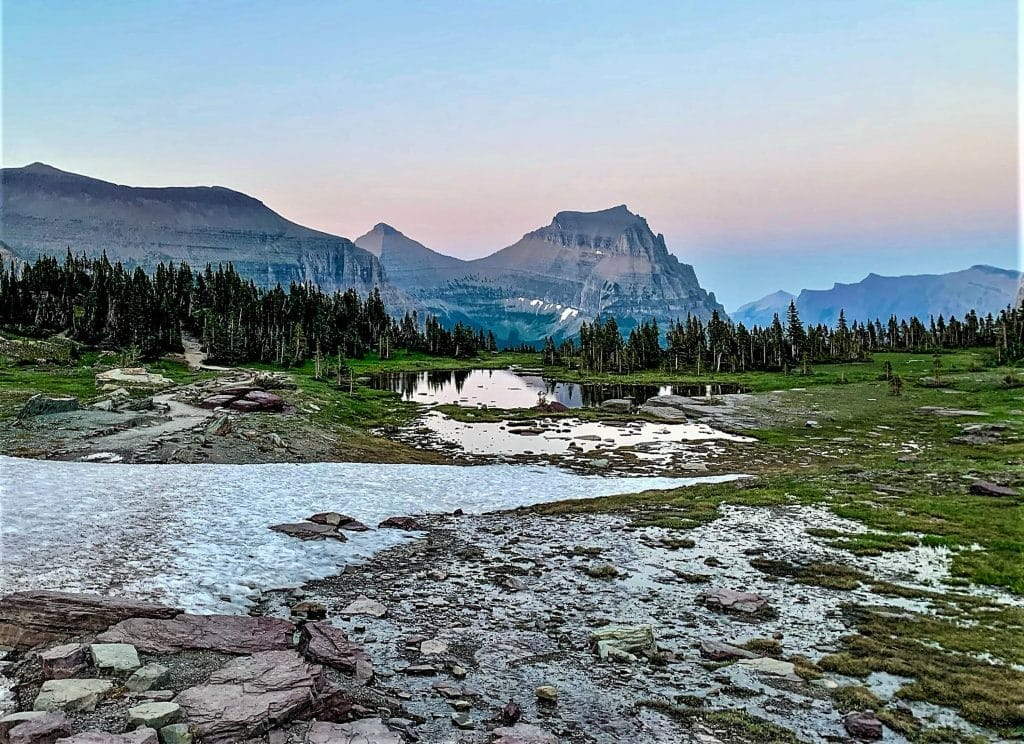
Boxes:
[0,163,395,300]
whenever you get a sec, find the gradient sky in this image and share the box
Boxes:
[2,1,1018,308]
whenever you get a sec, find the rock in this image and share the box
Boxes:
[2,712,71,744]
[290,601,327,621]
[298,622,374,684]
[377,516,424,531]
[589,625,656,662]
[228,400,260,412]
[534,685,557,702]
[969,480,1020,498]
[127,703,182,730]
[304,720,403,744]
[308,512,346,526]
[270,522,348,542]
[735,657,796,676]
[39,643,87,679]
[805,420,820,428]
[174,650,324,743]
[419,638,448,656]
[96,614,294,654]
[916,406,989,418]
[32,679,113,712]
[499,700,521,726]
[126,663,171,693]
[338,596,387,619]
[53,731,159,744]
[89,643,141,674]
[266,433,285,448]
[242,390,285,411]
[0,591,180,650]
[451,666,467,679]
[704,588,770,615]
[699,640,757,661]
[402,664,438,676]
[200,395,236,410]
[96,368,174,388]
[843,710,884,740]
[140,691,175,703]
[492,724,559,744]
[451,712,474,730]
[205,415,232,437]
[157,724,192,744]
[637,404,687,421]
[17,395,79,419]
[599,398,632,412]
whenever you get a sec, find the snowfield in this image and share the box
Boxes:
[0,456,735,613]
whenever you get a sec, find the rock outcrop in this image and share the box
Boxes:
[95,614,294,655]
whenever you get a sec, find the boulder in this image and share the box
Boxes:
[969,480,1020,498]
[599,398,632,412]
[32,679,113,712]
[199,395,236,410]
[843,710,884,740]
[89,643,141,674]
[0,712,47,742]
[96,614,294,655]
[308,513,369,531]
[5,712,72,744]
[52,731,158,744]
[377,516,423,531]
[270,523,347,542]
[290,602,327,621]
[0,591,180,650]
[298,622,374,684]
[735,657,796,676]
[17,395,79,419]
[534,685,557,702]
[126,663,171,693]
[704,588,769,615]
[698,640,757,661]
[338,597,387,619]
[127,702,182,730]
[637,405,687,421]
[242,391,285,411]
[589,625,656,662]
[492,724,559,744]
[228,400,261,412]
[157,725,192,744]
[39,643,87,679]
[304,720,402,744]
[174,650,324,743]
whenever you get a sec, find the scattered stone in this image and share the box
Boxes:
[158,724,193,744]
[298,622,374,684]
[451,712,474,730]
[589,625,656,662]
[89,643,141,674]
[499,700,521,726]
[304,720,402,744]
[96,613,294,654]
[290,601,327,620]
[699,640,757,661]
[805,420,820,428]
[451,666,467,679]
[127,702,183,730]
[419,638,448,656]
[205,415,232,437]
[39,643,87,679]
[969,480,1020,498]
[338,596,387,619]
[270,522,348,542]
[2,711,71,744]
[492,724,559,744]
[17,395,79,419]
[916,406,989,418]
[534,685,558,702]
[735,657,796,676]
[378,516,424,531]
[97,368,174,388]
[0,591,179,650]
[174,650,324,743]
[704,588,770,615]
[126,663,171,693]
[403,664,438,676]
[32,678,113,712]
[843,710,884,740]
[54,730,159,744]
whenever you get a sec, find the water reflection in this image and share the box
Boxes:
[371,369,748,409]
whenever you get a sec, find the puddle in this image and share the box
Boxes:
[370,369,748,409]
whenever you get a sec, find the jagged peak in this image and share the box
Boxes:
[550,205,649,236]
[370,222,403,236]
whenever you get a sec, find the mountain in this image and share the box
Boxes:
[354,223,469,291]
[0,162,396,300]
[731,265,1021,327]
[730,290,796,327]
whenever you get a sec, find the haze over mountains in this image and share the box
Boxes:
[731,265,1022,327]
[2,162,1018,344]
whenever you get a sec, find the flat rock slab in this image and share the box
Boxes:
[270,522,348,542]
[377,516,423,531]
[736,657,796,676]
[33,678,113,712]
[127,702,183,729]
[0,591,180,649]
[90,642,141,673]
[916,406,989,418]
[704,588,770,615]
[2,711,71,744]
[96,613,294,654]
[338,596,387,618]
[126,663,171,693]
[298,622,373,684]
[969,480,1020,498]
[174,650,324,743]
[699,640,757,661]
[637,405,688,421]
[304,720,403,744]
[589,625,656,662]
[56,730,159,744]
[492,724,560,744]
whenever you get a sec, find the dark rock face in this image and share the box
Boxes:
[95,614,294,654]
[174,650,324,743]
[0,591,180,650]
[298,622,374,684]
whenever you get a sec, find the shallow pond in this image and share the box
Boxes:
[0,456,739,613]
[370,368,749,409]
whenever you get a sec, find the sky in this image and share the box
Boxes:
[2,0,1018,308]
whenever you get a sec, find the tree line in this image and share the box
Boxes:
[543,301,1024,374]
[0,252,497,366]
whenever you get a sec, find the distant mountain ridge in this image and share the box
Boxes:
[731,265,1022,327]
